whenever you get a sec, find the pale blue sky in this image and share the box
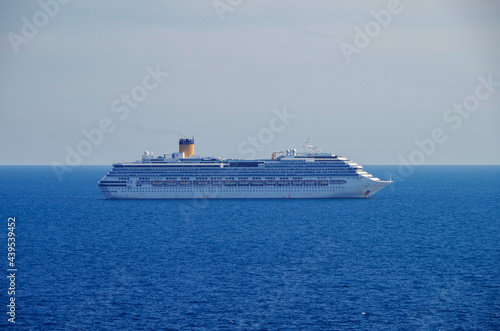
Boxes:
[1,0,499,165]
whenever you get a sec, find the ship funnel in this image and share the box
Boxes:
[179,137,194,157]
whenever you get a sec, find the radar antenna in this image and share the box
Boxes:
[303,138,322,154]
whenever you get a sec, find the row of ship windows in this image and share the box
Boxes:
[132,188,352,190]
[110,168,358,170]
[115,163,351,168]
[111,167,356,171]
[134,178,334,181]
[133,181,349,187]
[113,166,354,170]
[115,188,353,193]
[111,173,357,177]
[110,173,357,178]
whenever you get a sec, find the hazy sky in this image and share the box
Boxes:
[1,0,499,165]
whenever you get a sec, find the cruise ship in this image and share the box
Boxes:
[98,138,392,199]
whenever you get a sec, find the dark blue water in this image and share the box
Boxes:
[0,166,499,330]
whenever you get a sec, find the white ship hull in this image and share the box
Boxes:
[99,176,390,199]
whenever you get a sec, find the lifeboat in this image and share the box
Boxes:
[278,180,289,186]
[251,180,263,186]
[265,180,276,186]
[196,180,209,185]
[211,180,223,186]
[224,180,237,186]
[238,180,250,186]
[164,180,177,186]
[151,180,163,186]
[330,180,347,184]
[179,180,191,186]
[318,180,329,186]
[304,180,316,186]
[291,180,303,186]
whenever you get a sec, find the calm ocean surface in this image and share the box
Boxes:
[0,165,499,330]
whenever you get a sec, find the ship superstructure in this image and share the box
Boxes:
[98,138,392,199]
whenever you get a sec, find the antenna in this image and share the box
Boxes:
[303,138,321,154]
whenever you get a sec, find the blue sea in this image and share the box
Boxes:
[0,165,499,330]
